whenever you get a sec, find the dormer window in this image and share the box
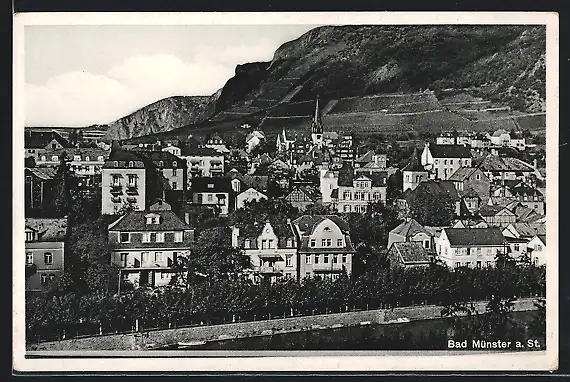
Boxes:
[114,161,119,167]
[145,214,160,224]
[287,238,293,247]
[74,155,81,162]
[207,184,214,189]
[98,156,104,162]
[52,156,58,162]
[128,161,134,168]
[159,161,164,168]
[172,161,177,168]
[324,226,331,232]
[85,156,90,161]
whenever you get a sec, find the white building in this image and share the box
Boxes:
[437,227,508,269]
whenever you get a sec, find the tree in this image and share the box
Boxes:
[408,187,455,226]
[25,156,36,168]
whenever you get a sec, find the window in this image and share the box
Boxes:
[343,191,351,200]
[174,232,183,242]
[514,244,520,251]
[342,254,348,263]
[455,248,461,256]
[172,169,177,177]
[142,233,150,243]
[141,252,149,263]
[52,155,58,162]
[465,262,471,268]
[120,253,127,264]
[112,174,121,187]
[120,232,130,243]
[286,256,292,267]
[476,173,481,180]
[321,239,326,247]
[207,183,214,189]
[333,254,338,263]
[337,238,343,247]
[455,262,461,268]
[314,255,320,264]
[26,253,33,264]
[128,175,137,187]
[149,232,157,242]
[171,181,178,190]
[324,254,329,263]
[287,239,293,247]
[444,160,447,165]
[305,255,312,264]
[343,205,350,212]
[155,252,163,262]
[486,261,492,267]
[41,155,46,161]
[373,192,381,200]
[305,272,311,278]
[423,240,430,249]
[158,160,164,168]
[41,274,48,284]
[244,239,251,249]
[476,247,481,256]
[25,231,34,241]
[310,239,316,247]
[207,194,213,202]
[156,232,165,243]
[476,261,482,269]
[536,244,543,251]
[44,252,53,265]
[261,239,268,249]
[98,156,104,162]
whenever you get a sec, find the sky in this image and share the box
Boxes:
[24,25,320,127]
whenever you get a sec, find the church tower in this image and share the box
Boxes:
[402,147,429,192]
[311,96,324,147]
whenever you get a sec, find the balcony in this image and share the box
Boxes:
[110,185,122,195]
[111,196,122,203]
[258,265,284,275]
[126,185,138,195]
[126,196,138,203]
[257,250,283,260]
[312,262,344,273]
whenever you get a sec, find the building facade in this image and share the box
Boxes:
[420,143,473,180]
[101,150,147,215]
[108,201,194,288]
[25,218,68,292]
[437,227,508,269]
[190,176,232,215]
[181,147,225,179]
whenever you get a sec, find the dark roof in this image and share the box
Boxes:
[508,223,546,237]
[24,131,71,149]
[448,167,480,182]
[403,148,426,172]
[390,218,430,238]
[412,180,460,201]
[479,204,515,217]
[537,234,546,245]
[103,148,149,169]
[132,150,187,168]
[330,188,339,199]
[191,176,231,193]
[390,242,432,264]
[237,219,295,248]
[108,210,192,232]
[233,174,269,191]
[444,227,506,246]
[285,186,317,202]
[25,167,57,180]
[511,185,544,199]
[478,155,535,172]
[428,144,472,159]
[181,146,223,157]
[25,218,68,241]
[40,147,109,160]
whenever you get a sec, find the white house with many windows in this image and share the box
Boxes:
[436,227,508,269]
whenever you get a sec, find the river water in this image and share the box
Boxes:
[163,311,543,351]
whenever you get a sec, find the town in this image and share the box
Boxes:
[24,97,547,346]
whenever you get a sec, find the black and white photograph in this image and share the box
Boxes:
[13,12,559,372]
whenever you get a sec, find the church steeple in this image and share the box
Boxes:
[311,96,324,147]
[311,95,323,135]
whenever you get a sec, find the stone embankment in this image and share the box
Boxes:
[27,298,539,351]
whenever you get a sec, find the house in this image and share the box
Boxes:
[25,217,68,292]
[101,148,149,215]
[505,236,529,261]
[204,133,230,154]
[181,146,225,178]
[387,218,434,250]
[436,132,457,145]
[331,164,387,213]
[161,144,182,158]
[437,227,508,269]
[25,167,57,214]
[291,215,356,280]
[420,143,473,180]
[354,150,387,169]
[24,130,71,160]
[190,176,232,215]
[402,148,429,192]
[527,235,547,266]
[387,242,433,269]
[319,169,339,204]
[235,187,268,210]
[448,166,491,203]
[475,154,535,182]
[511,203,542,223]
[490,129,511,146]
[406,180,462,217]
[509,132,526,151]
[276,129,297,152]
[330,135,355,162]
[284,186,317,211]
[134,150,187,192]
[478,205,517,227]
[509,184,545,215]
[502,222,546,240]
[229,172,269,195]
[245,130,266,153]
[231,219,298,283]
[108,200,194,288]
[459,188,482,215]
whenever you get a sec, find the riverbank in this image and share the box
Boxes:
[27,298,539,351]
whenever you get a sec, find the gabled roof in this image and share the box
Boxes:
[428,144,472,159]
[477,155,535,172]
[108,210,192,232]
[133,150,187,168]
[390,218,430,238]
[411,180,460,201]
[24,131,71,149]
[232,174,269,191]
[444,227,506,246]
[191,176,231,193]
[25,167,57,180]
[479,204,515,217]
[103,148,149,169]
[505,222,546,238]
[448,167,483,182]
[25,218,68,241]
[390,242,432,264]
[536,234,546,245]
[285,186,317,202]
[181,146,223,157]
[512,204,540,222]
[403,148,425,172]
[355,150,376,163]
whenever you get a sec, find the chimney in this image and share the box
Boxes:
[533,158,538,170]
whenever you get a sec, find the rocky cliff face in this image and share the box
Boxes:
[217,25,545,112]
[103,94,219,140]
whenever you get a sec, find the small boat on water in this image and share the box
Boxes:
[177,340,207,348]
